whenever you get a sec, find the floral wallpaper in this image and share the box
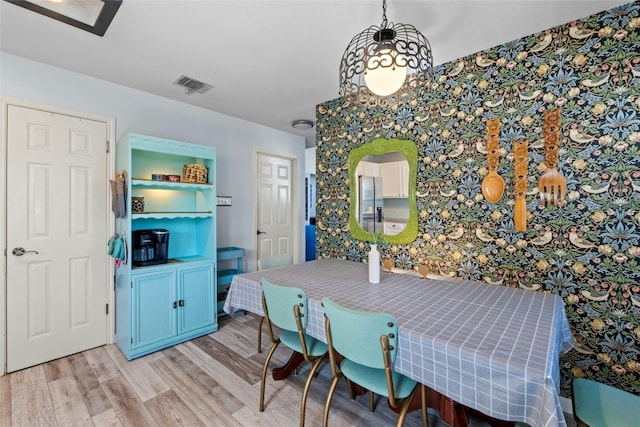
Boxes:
[314,2,640,397]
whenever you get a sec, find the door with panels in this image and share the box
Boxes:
[257,152,294,262]
[5,103,110,372]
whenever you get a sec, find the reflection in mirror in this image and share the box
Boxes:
[349,138,418,245]
[354,152,409,237]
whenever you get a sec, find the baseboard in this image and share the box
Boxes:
[560,396,573,416]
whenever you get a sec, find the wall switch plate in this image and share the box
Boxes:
[217,196,232,206]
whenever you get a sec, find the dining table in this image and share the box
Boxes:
[223,258,574,427]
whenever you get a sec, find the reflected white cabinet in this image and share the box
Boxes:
[384,220,406,236]
[381,160,409,198]
[357,161,380,178]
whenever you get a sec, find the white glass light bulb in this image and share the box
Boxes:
[364,48,407,97]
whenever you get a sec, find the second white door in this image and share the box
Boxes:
[257,153,294,261]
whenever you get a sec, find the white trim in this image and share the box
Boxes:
[254,147,301,268]
[0,98,7,376]
[0,95,115,376]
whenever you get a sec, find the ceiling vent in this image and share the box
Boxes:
[172,75,213,95]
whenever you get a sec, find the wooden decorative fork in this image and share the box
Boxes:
[538,108,567,207]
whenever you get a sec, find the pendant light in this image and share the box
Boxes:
[339,0,433,102]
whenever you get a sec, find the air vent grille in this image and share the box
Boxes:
[172,75,213,95]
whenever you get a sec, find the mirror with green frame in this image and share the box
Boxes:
[349,138,418,244]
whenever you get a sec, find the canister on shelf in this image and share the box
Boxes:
[131,196,145,213]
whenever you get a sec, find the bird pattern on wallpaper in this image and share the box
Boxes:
[314,2,640,396]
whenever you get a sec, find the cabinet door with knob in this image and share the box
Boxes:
[131,269,177,350]
[178,263,215,334]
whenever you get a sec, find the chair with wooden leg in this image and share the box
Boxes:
[572,377,640,427]
[256,254,293,353]
[259,278,327,427]
[321,297,428,427]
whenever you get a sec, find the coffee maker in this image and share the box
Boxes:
[132,229,169,266]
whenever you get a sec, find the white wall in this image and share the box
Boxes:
[304,147,317,224]
[0,52,307,271]
[305,146,316,173]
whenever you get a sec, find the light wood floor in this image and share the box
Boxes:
[1,313,576,427]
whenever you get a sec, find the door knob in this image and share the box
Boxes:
[257,230,266,235]
[12,247,39,256]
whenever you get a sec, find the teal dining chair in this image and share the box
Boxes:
[256,254,294,353]
[259,278,328,427]
[321,297,428,427]
[572,378,640,426]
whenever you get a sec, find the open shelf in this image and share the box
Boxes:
[132,178,214,191]
[217,247,244,317]
[132,211,213,219]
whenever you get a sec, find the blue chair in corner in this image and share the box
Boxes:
[256,254,294,353]
[321,297,428,427]
[572,378,640,427]
[259,278,327,427]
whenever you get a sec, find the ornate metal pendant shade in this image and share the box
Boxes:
[339,0,433,103]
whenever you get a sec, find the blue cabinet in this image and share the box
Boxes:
[115,134,217,360]
[126,261,215,359]
[305,225,316,261]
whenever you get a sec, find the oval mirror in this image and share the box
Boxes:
[349,138,418,244]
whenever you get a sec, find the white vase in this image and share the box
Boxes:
[368,244,380,284]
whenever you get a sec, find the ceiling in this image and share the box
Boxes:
[0,1,629,148]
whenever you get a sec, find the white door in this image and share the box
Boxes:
[257,153,294,261]
[6,105,109,372]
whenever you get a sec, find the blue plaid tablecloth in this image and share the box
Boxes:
[224,258,573,427]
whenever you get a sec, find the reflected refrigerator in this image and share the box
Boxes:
[357,176,383,234]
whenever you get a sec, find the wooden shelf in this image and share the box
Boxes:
[131,178,213,191]
[132,211,213,219]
